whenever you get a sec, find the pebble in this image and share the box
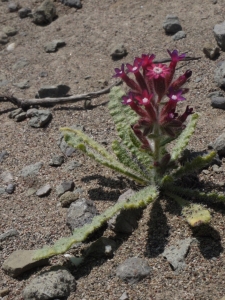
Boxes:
[13,79,30,89]
[2,26,18,37]
[27,108,52,128]
[0,170,13,183]
[8,2,20,12]
[18,7,31,18]
[0,229,19,242]
[59,190,79,207]
[6,42,16,51]
[203,43,220,59]
[61,0,82,8]
[12,58,29,70]
[36,184,51,196]
[5,183,16,194]
[214,60,225,88]
[49,155,64,167]
[19,162,43,177]
[0,32,9,45]
[36,85,70,98]
[44,40,66,53]
[211,97,225,109]
[214,21,225,50]
[32,0,56,25]
[163,15,182,34]
[0,150,8,163]
[172,30,186,40]
[56,180,75,197]
[110,43,128,59]
[0,288,10,297]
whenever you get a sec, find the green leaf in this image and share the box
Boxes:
[171,113,199,161]
[33,185,159,260]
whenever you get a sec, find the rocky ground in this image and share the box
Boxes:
[1,0,225,299]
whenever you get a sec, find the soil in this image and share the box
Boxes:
[1,0,225,299]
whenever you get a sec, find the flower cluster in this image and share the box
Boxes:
[113,50,193,155]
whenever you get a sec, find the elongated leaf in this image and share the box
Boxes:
[172,151,216,179]
[171,113,199,161]
[166,192,211,227]
[34,185,159,260]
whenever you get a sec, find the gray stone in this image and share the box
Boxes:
[23,267,76,300]
[8,108,23,119]
[212,164,223,173]
[12,58,29,70]
[0,187,6,195]
[163,238,193,272]
[26,188,37,196]
[208,91,223,98]
[212,132,225,156]
[36,184,51,196]
[58,125,84,156]
[61,0,82,8]
[172,30,186,41]
[8,2,19,12]
[56,180,74,197]
[0,170,13,183]
[120,291,129,300]
[214,21,225,50]
[32,0,56,25]
[26,108,52,128]
[214,61,225,88]
[5,183,16,194]
[49,155,64,166]
[2,250,49,277]
[110,43,128,59]
[108,189,142,234]
[19,162,43,177]
[211,97,225,109]
[44,39,66,53]
[2,26,18,37]
[116,257,151,284]
[163,15,182,34]
[13,79,30,89]
[0,229,19,242]
[66,198,98,231]
[0,150,8,163]
[0,74,9,87]
[203,44,220,59]
[18,7,31,18]
[36,84,70,98]
[14,112,27,122]
[83,237,117,258]
[64,160,81,171]
[0,32,9,45]
[60,190,79,207]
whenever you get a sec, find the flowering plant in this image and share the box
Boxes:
[34,50,224,260]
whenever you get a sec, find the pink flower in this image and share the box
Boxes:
[113,64,126,78]
[167,88,186,102]
[167,50,186,63]
[136,54,155,70]
[126,58,141,73]
[147,63,170,80]
[122,92,148,118]
[135,90,153,105]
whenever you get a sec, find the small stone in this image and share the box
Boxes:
[2,250,49,277]
[26,188,37,196]
[120,291,129,300]
[0,229,19,242]
[49,155,64,166]
[12,58,29,70]
[203,43,220,59]
[7,42,16,51]
[116,257,151,284]
[44,39,66,53]
[8,2,19,12]
[172,30,186,41]
[66,198,98,231]
[110,43,128,59]
[19,162,43,177]
[23,267,76,300]
[5,183,16,194]
[61,0,82,8]
[36,84,70,98]
[13,79,30,89]
[2,26,18,37]
[18,7,31,18]
[27,108,52,128]
[214,21,225,50]
[163,238,193,272]
[208,91,223,98]
[56,180,75,197]
[64,160,81,171]
[0,150,8,163]
[163,15,182,34]
[212,164,222,173]
[202,169,210,175]
[212,132,225,156]
[214,61,225,88]
[0,32,9,45]
[0,187,6,195]
[39,71,48,77]
[8,108,23,119]
[0,170,13,183]
[14,112,27,122]
[32,0,57,25]
[60,190,79,207]
[36,184,51,196]
[211,97,225,110]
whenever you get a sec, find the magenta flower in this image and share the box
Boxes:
[113,64,126,78]
[136,54,155,70]
[122,92,148,118]
[167,88,186,102]
[135,90,153,106]
[126,58,141,74]
[122,92,134,105]
[167,50,186,63]
[147,63,170,79]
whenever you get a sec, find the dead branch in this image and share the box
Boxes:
[0,56,201,110]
